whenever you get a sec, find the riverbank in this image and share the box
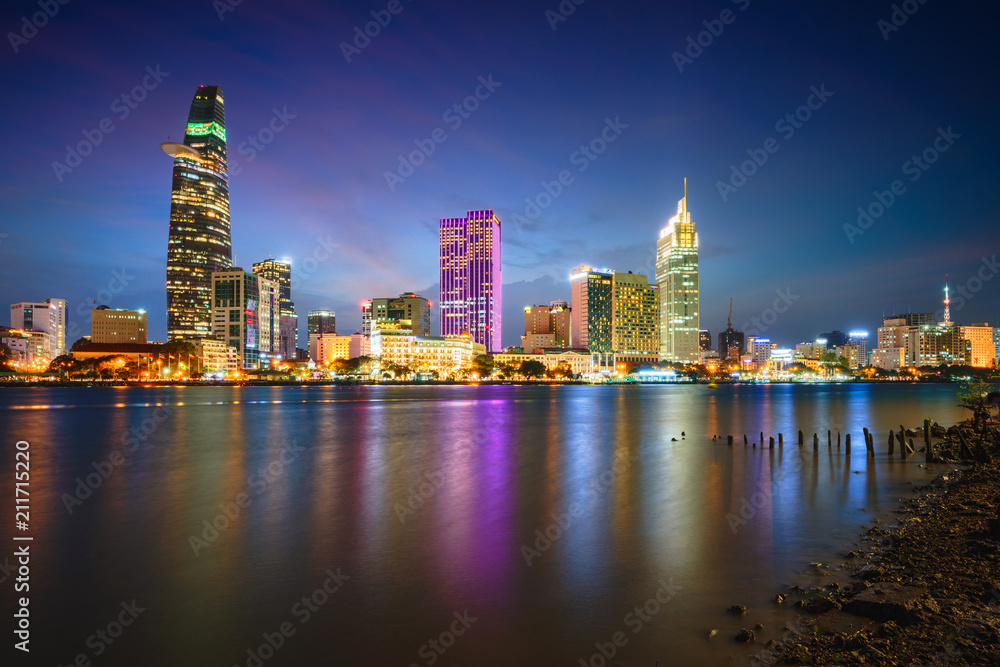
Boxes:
[757,419,1000,666]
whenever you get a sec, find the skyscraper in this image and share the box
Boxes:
[10,298,67,358]
[211,269,279,370]
[253,259,298,359]
[308,309,336,336]
[611,272,659,355]
[362,293,431,337]
[655,179,700,364]
[163,85,232,340]
[570,265,613,352]
[439,210,502,352]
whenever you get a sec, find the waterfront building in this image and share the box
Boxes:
[253,259,297,358]
[0,327,49,368]
[795,341,827,360]
[370,327,485,377]
[521,301,571,351]
[847,331,869,367]
[655,179,700,364]
[163,85,232,340]
[994,327,1000,364]
[959,324,995,367]
[91,307,147,344]
[906,324,970,367]
[310,332,370,365]
[10,299,67,359]
[439,210,502,351]
[749,337,772,369]
[819,330,849,348]
[570,265,613,352]
[189,337,240,374]
[362,293,431,338]
[699,329,712,351]
[493,349,593,376]
[308,309,336,336]
[612,272,659,356]
[211,269,281,369]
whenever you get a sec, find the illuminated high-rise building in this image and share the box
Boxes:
[570,265,613,352]
[362,293,431,338]
[439,210,502,352]
[612,272,659,355]
[163,85,232,340]
[655,179,700,363]
[308,309,336,336]
[252,259,297,359]
[211,269,280,370]
[10,298,67,359]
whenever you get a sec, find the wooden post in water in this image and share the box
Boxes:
[923,420,933,463]
[907,438,915,455]
[888,430,894,455]
[728,435,734,446]
[838,431,841,448]
[813,433,819,451]
[846,433,851,456]
[778,433,783,447]
[863,428,870,456]
[760,431,764,448]
[744,434,748,446]
[769,436,774,450]
[828,429,832,449]
[798,430,804,445]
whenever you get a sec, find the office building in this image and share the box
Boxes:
[308,309,336,336]
[91,307,147,344]
[10,298,67,359]
[521,301,572,351]
[362,293,431,338]
[655,179,700,364]
[163,85,232,340]
[370,327,485,377]
[612,272,659,355]
[699,329,712,351]
[439,210,502,352]
[253,259,298,358]
[311,332,370,365]
[570,265,613,352]
[211,268,280,369]
[847,331,869,368]
[959,324,995,368]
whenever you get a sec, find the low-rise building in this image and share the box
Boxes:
[370,328,485,377]
[91,307,147,344]
[189,338,240,374]
[311,332,370,365]
[493,349,593,376]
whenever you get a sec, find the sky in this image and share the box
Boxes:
[1,0,998,348]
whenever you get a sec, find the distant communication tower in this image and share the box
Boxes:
[943,274,951,324]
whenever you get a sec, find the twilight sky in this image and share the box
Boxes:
[1,0,998,347]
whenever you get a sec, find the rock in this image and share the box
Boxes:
[804,596,841,614]
[727,604,747,615]
[773,594,786,604]
[707,628,718,639]
[735,627,755,642]
[844,584,931,623]
[753,623,764,631]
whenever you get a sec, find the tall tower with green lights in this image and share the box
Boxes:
[162,85,232,340]
[655,179,700,364]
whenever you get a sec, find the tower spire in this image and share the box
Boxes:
[943,274,951,324]
[682,177,688,216]
[728,297,733,329]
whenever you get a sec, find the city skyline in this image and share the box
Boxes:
[1,1,997,348]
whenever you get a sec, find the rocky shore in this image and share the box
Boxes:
[751,418,1000,666]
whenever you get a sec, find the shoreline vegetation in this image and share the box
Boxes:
[752,411,1000,666]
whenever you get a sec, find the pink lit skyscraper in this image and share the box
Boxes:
[439,210,502,352]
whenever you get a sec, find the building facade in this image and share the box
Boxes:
[310,332,370,365]
[521,301,572,351]
[363,293,431,338]
[211,269,280,369]
[91,307,147,344]
[612,272,659,355]
[308,309,336,336]
[959,324,995,368]
[439,210,502,352]
[655,180,700,364]
[10,299,67,359]
[189,337,240,374]
[253,259,297,358]
[371,328,485,377]
[164,85,232,340]
[570,265,613,352]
